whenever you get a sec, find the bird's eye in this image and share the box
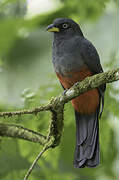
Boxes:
[62,23,68,29]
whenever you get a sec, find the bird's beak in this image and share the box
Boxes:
[46,24,59,32]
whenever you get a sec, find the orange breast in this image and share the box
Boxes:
[56,66,99,114]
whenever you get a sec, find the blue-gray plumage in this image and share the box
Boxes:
[47,18,106,168]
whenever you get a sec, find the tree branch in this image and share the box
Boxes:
[58,68,119,103]
[0,105,51,117]
[0,68,119,145]
[24,145,50,180]
[0,68,119,179]
[0,123,46,145]
[0,68,119,119]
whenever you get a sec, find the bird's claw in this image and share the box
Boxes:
[74,82,79,86]
[62,89,68,96]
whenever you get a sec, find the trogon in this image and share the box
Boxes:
[47,18,106,168]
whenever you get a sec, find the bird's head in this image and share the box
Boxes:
[46,18,83,37]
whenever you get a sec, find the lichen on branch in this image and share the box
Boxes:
[0,68,119,180]
[0,68,119,144]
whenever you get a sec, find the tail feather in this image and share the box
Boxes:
[74,110,99,168]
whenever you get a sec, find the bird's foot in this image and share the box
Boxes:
[74,82,79,86]
[62,89,68,96]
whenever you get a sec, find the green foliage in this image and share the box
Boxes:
[0,0,26,17]
[0,0,119,180]
[60,0,110,21]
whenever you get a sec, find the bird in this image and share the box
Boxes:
[47,18,106,168]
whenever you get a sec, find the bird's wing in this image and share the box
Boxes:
[80,38,103,74]
[79,38,106,117]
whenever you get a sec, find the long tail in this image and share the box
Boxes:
[74,110,99,168]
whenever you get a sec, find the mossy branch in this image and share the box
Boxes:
[0,123,46,145]
[0,68,119,145]
[0,68,119,180]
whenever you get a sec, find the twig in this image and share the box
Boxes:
[0,104,51,117]
[0,123,46,145]
[24,145,50,180]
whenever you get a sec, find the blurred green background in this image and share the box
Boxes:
[0,0,119,179]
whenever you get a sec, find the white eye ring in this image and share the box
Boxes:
[62,23,68,29]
